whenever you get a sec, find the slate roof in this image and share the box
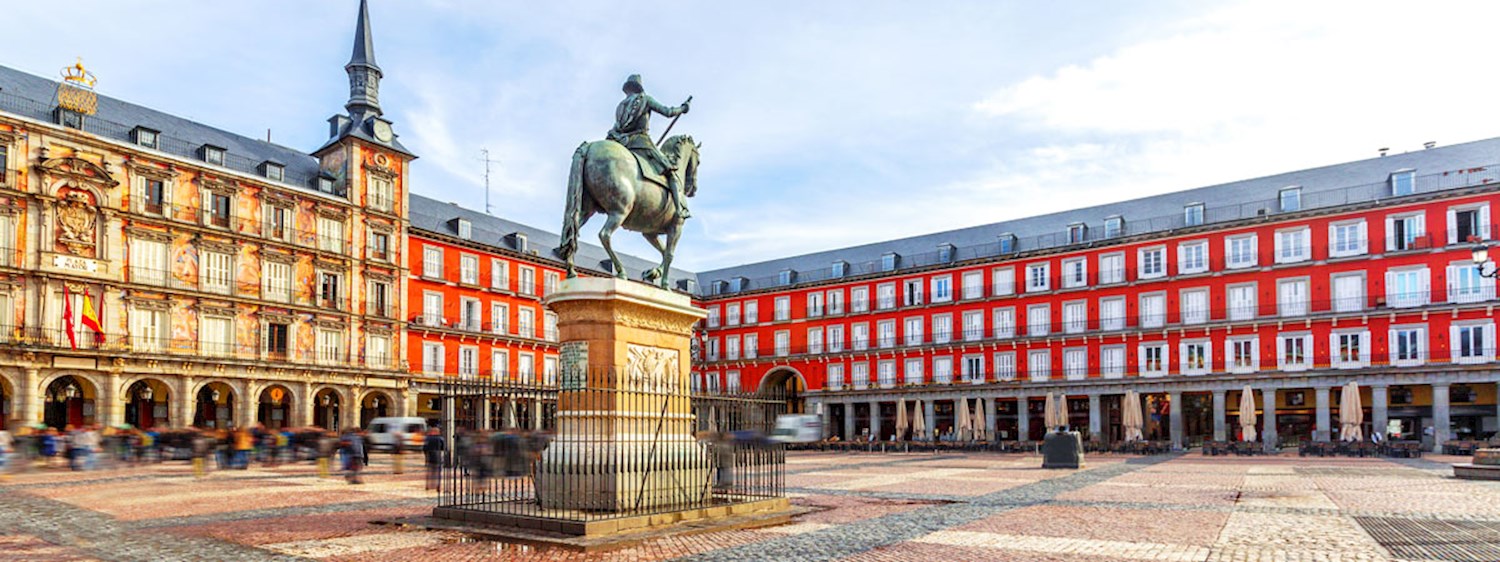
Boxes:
[0,65,341,196]
[409,194,695,287]
[694,137,1500,296]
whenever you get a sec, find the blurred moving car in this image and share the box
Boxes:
[366,417,427,451]
[768,414,822,443]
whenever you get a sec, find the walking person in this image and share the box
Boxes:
[422,427,445,491]
[339,428,365,484]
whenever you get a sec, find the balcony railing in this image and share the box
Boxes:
[0,327,394,369]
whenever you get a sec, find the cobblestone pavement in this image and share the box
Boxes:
[1,452,1497,561]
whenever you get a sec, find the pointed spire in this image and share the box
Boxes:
[344,0,383,118]
[348,0,380,71]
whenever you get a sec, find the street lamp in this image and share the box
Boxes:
[140,385,153,401]
[1473,240,1499,278]
[65,384,78,400]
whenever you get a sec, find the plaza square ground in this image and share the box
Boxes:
[2,451,1499,561]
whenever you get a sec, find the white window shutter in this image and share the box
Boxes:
[1361,332,1371,364]
[1204,341,1213,370]
[1450,325,1461,362]
[1420,269,1430,303]
[1486,325,1496,360]
[1448,208,1459,245]
[1385,216,1395,252]
[1273,234,1284,262]
[1358,221,1369,253]
[1329,333,1339,363]
[1136,344,1145,373]
[1446,265,1458,301]
[1482,206,1493,241]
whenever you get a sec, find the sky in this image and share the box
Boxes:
[5,1,1500,274]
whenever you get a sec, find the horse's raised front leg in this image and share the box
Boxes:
[598,212,629,279]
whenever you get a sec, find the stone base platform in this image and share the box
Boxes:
[1454,464,1500,481]
[412,497,796,551]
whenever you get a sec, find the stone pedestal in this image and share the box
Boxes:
[536,278,709,511]
[1455,448,1500,481]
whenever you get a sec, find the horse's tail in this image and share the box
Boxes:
[557,142,588,276]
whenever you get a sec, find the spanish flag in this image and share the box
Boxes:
[80,290,103,343]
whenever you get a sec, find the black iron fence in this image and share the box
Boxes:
[434,371,785,526]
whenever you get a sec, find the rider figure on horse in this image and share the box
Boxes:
[608,74,692,219]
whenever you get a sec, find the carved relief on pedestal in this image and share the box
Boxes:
[626,344,679,393]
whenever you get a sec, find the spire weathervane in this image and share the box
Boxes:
[345,0,383,119]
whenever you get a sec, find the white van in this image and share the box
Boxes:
[366,417,427,451]
[769,414,823,443]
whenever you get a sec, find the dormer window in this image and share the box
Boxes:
[1066,223,1087,244]
[730,277,746,292]
[456,219,472,240]
[260,161,285,182]
[778,269,795,286]
[881,252,899,272]
[54,108,84,129]
[713,280,728,295]
[1278,186,1301,212]
[1104,216,1124,238]
[317,173,336,194]
[1184,203,1204,227]
[1390,169,1416,196]
[201,145,226,167]
[937,244,955,263]
[132,127,159,150]
[998,233,1017,254]
[511,232,528,253]
[831,260,848,278]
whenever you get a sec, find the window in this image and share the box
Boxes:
[518,266,536,295]
[1099,253,1124,284]
[1277,278,1309,317]
[1330,220,1368,257]
[938,244,954,263]
[1067,223,1087,244]
[422,342,445,374]
[1099,297,1125,331]
[1228,283,1257,321]
[806,292,824,317]
[263,162,284,182]
[369,176,394,212]
[459,298,481,331]
[491,259,509,289]
[129,306,167,353]
[1451,322,1495,364]
[0,146,6,185]
[1226,234,1257,268]
[265,261,292,303]
[745,300,759,323]
[1332,330,1370,368]
[1228,337,1258,373]
[368,280,390,317]
[255,321,289,359]
[992,267,1015,296]
[1180,288,1208,325]
[807,327,824,354]
[1139,293,1166,328]
[133,127,159,149]
[744,334,758,359]
[851,362,869,389]
[878,360,897,387]
[203,145,225,166]
[962,355,984,384]
[775,331,790,357]
[1027,349,1050,381]
[1448,262,1494,303]
[994,352,1017,381]
[207,192,231,228]
[827,290,844,314]
[881,253,898,272]
[1177,241,1207,275]
[1062,258,1087,289]
[545,312,558,341]
[1275,228,1309,263]
[317,217,345,253]
[200,316,233,357]
[852,323,869,350]
[877,320,896,348]
[518,353,535,383]
[962,271,983,299]
[1385,267,1429,308]
[1101,346,1125,378]
[904,358,925,385]
[319,272,343,308]
[727,278,744,293]
[963,310,983,341]
[827,325,844,353]
[1279,187,1301,212]
[1026,262,1050,292]
[459,254,479,285]
[130,238,167,285]
[851,287,869,312]
[543,271,560,296]
[1387,213,1426,252]
[1138,247,1165,279]
[1139,343,1167,377]
[726,303,740,326]
[139,177,168,215]
[904,316,924,346]
[831,261,848,278]
[778,270,794,286]
[775,296,791,320]
[827,364,844,390]
[933,356,953,384]
[1278,333,1311,371]
[1184,203,1204,227]
[1181,340,1210,375]
[201,250,232,295]
[1063,348,1087,380]
[545,357,560,386]
[1062,301,1087,334]
[707,306,721,328]
[264,205,292,242]
[1026,304,1050,336]
[1449,205,1491,245]
[458,346,479,377]
[992,307,1015,339]
[879,283,899,310]
[422,292,443,326]
[1332,272,1365,312]
[932,314,952,344]
[369,231,390,261]
[1104,216,1124,238]
[998,234,1017,254]
[518,308,535,338]
[1390,170,1415,196]
[1390,326,1425,366]
[490,302,508,334]
[902,278,923,306]
[930,275,952,303]
[423,246,443,278]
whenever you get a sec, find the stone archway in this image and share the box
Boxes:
[257,384,294,430]
[42,374,99,429]
[359,390,393,427]
[312,387,343,430]
[193,381,236,429]
[759,367,807,414]
[123,378,171,430]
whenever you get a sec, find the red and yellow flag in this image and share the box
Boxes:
[80,290,103,343]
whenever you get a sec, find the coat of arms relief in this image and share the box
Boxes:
[56,189,98,257]
[626,344,679,394]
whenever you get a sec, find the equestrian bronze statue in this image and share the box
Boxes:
[557,74,699,288]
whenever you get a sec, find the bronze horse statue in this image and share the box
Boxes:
[557,135,700,287]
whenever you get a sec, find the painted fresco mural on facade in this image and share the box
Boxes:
[170,233,197,287]
[236,245,260,297]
